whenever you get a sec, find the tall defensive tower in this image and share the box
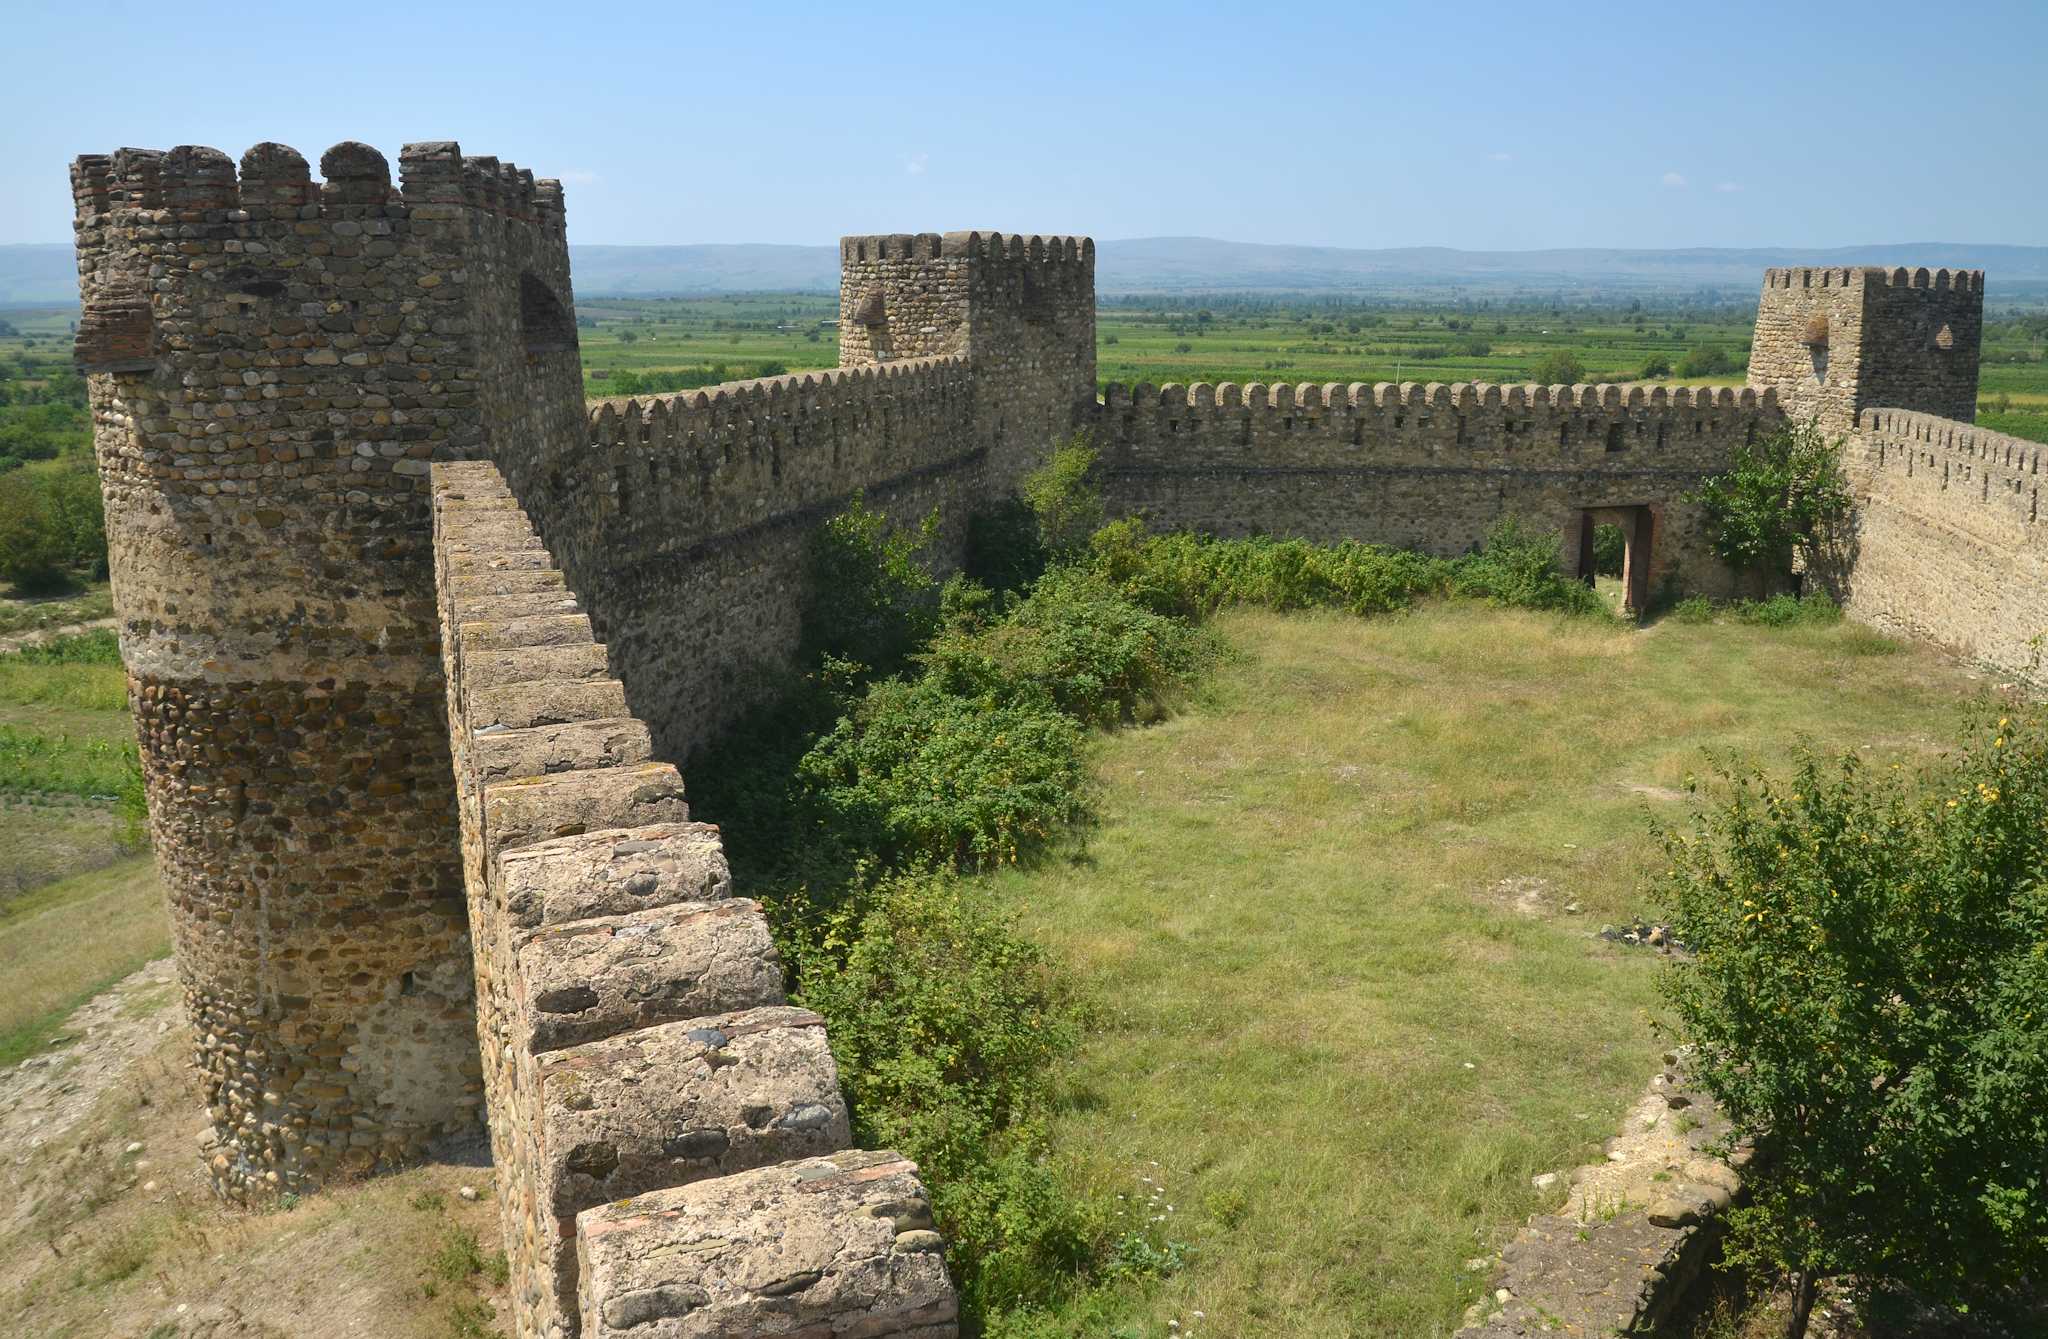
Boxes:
[1747,265,1983,430]
[71,139,586,1199]
[838,231,1097,490]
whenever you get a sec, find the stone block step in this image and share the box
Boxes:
[576,1150,957,1339]
[511,898,782,1054]
[495,823,730,929]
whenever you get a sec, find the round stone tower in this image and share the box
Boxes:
[70,139,585,1198]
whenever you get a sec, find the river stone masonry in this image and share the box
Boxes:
[71,132,2039,1338]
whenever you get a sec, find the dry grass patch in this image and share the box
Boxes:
[992,604,1985,1336]
[0,856,168,1066]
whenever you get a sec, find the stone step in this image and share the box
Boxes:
[495,822,730,930]
[529,1006,852,1329]
[464,678,629,733]
[575,1150,958,1339]
[511,898,782,1055]
[471,717,651,784]
[461,641,611,689]
[456,611,595,650]
[481,761,688,856]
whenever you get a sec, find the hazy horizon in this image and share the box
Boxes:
[2,0,2043,251]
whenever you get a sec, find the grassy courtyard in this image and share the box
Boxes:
[990,603,1989,1336]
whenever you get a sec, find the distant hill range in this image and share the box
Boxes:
[6,238,2046,306]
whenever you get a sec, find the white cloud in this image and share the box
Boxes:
[1490,151,1513,162]
[1661,171,1688,188]
[1715,181,1743,193]
[558,170,600,186]
[904,152,929,176]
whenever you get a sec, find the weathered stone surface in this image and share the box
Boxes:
[482,763,688,856]
[513,900,783,1054]
[576,1150,959,1339]
[472,717,652,784]
[496,823,731,929]
[536,1006,849,1219]
[465,678,629,732]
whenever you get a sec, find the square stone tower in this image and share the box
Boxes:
[838,231,1097,490]
[1748,266,1983,430]
[70,139,587,1199]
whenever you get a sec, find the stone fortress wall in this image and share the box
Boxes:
[1743,266,2041,668]
[69,132,2042,1339]
[432,463,955,1338]
[1096,380,1782,598]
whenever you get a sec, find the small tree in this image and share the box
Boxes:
[1691,418,1851,589]
[1657,709,2048,1337]
[1530,350,1585,385]
[1019,434,1103,558]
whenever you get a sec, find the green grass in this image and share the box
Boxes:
[0,854,167,1067]
[985,603,1985,1336]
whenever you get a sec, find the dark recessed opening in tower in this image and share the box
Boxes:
[1605,422,1625,453]
[520,272,578,356]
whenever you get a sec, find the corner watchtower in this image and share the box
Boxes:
[71,139,586,1200]
[839,231,1096,489]
[1748,266,1983,430]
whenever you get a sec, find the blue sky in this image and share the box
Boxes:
[3,0,2041,250]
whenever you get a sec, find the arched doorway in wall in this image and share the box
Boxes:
[1573,505,1657,615]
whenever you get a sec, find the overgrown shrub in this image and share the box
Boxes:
[799,495,942,680]
[1447,518,1607,616]
[790,873,1100,1319]
[0,458,105,592]
[1731,591,1842,627]
[1020,436,1104,558]
[1656,708,2048,1336]
[1691,418,1851,588]
[923,566,1203,728]
[799,676,1088,870]
[1088,522,1449,620]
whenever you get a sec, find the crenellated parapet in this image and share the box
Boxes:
[1095,379,1781,599]
[1749,263,1983,430]
[1102,380,1775,457]
[431,462,957,1339]
[1856,408,2040,531]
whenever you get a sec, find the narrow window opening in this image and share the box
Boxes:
[1604,422,1625,453]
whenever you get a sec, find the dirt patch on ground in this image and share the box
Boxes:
[0,962,510,1339]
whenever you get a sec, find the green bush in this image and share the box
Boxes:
[800,495,942,681]
[923,566,1203,728]
[1657,708,2048,1335]
[1088,522,1449,621]
[791,874,1097,1320]
[965,497,1048,596]
[1020,437,1105,559]
[1678,345,1737,378]
[1669,594,1716,624]
[800,676,1088,870]
[1638,354,1674,379]
[1447,518,1607,616]
[0,459,105,592]
[1691,418,1852,585]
